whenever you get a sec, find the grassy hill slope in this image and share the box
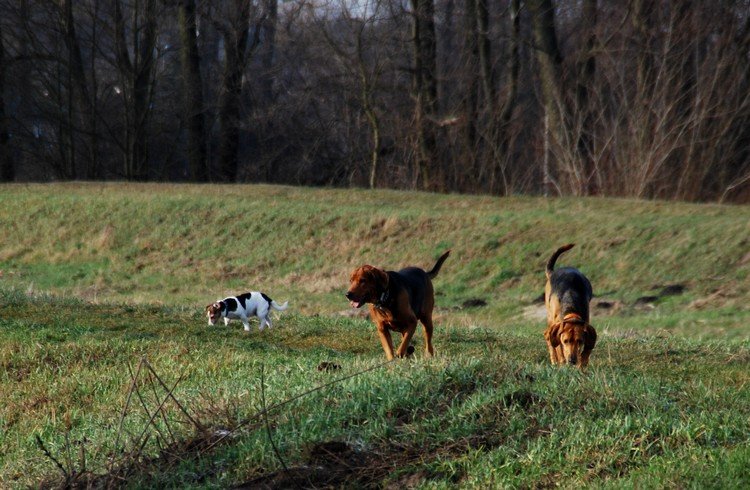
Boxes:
[1,182,749,337]
[1,183,749,488]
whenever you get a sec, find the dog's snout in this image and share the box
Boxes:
[568,357,578,366]
[345,291,355,300]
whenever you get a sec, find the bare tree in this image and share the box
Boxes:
[492,0,520,195]
[315,0,390,189]
[0,0,748,202]
[260,0,277,103]
[0,17,12,181]
[113,0,159,180]
[527,0,567,195]
[575,0,597,194]
[177,0,208,181]
[60,0,100,179]
[411,0,439,190]
[212,0,262,182]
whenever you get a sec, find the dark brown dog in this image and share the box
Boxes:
[346,251,450,360]
[543,244,597,367]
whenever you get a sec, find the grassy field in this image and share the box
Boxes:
[1,183,749,488]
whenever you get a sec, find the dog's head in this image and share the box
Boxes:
[345,265,389,308]
[545,320,597,366]
[205,301,224,325]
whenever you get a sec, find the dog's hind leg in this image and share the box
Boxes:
[260,315,272,330]
[421,316,435,357]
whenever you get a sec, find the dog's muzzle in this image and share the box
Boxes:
[346,291,365,308]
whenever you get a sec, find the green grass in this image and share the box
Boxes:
[0,183,749,488]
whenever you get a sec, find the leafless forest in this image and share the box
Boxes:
[0,0,749,202]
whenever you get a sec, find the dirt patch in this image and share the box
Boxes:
[502,390,540,409]
[593,299,624,313]
[657,284,686,296]
[634,295,659,307]
[236,441,391,489]
[461,298,487,309]
[689,286,739,310]
[522,304,547,322]
[446,298,488,311]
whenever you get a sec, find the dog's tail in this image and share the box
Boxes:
[271,300,289,311]
[427,250,451,279]
[546,243,575,279]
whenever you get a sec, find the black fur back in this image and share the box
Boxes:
[236,293,253,310]
[224,297,239,312]
[549,267,593,320]
[393,268,429,317]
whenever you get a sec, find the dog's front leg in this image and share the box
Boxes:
[241,316,252,332]
[545,341,556,365]
[224,317,230,326]
[376,324,396,360]
[395,319,417,358]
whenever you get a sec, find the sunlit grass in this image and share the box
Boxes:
[0,183,749,487]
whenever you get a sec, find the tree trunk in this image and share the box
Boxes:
[528,0,566,192]
[60,0,99,180]
[411,0,439,190]
[133,0,157,181]
[260,0,277,103]
[632,0,656,108]
[177,0,208,181]
[463,0,479,182]
[114,0,157,181]
[493,0,520,194]
[576,0,597,194]
[356,29,382,189]
[476,0,493,110]
[0,20,12,182]
[217,1,251,182]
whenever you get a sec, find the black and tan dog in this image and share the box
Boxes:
[543,244,597,367]
[346,251,450,360]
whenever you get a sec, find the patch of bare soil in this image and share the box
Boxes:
[689,286,740,310]
[634,283,687,308]
[522,304,547,321]
[237,388,544,489]
[235,441,393,489]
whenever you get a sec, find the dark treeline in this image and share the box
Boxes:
[1,0,749,202]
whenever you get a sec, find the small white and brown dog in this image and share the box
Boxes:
[205,292,288,332]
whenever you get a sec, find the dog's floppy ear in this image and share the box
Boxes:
[205,304,213,312]
[583,324,597,351]
[544,323,561,348]
[372,267,389,291]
